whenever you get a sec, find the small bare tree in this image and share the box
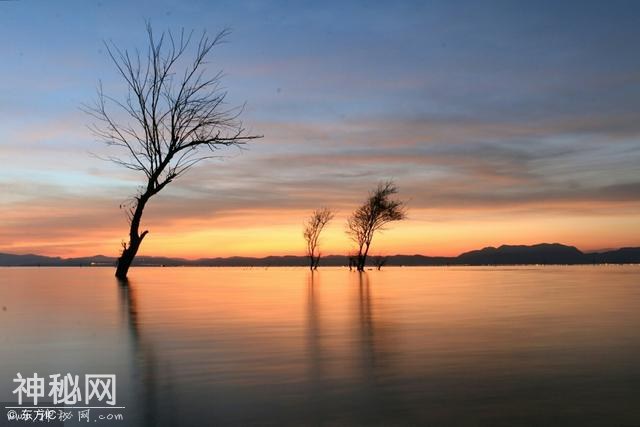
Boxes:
[348,253,358,271]
[303,208,334,270]
[85,24,260,278]
[372,255,388,270]
[347,181,406,272]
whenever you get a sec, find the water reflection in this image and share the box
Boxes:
[304,272,327,423]
[117,278,159,427]
[4,267,639,426]
[109,267,640,425]
[354,272,381,418]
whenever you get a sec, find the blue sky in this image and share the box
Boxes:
[1,0,639,256]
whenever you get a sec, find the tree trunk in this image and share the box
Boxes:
[115,234,146,278]
[115,194,150,279]
[308,255,315,271]
[358,242,371,271]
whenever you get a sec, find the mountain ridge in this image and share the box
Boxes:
[1,243,639,267]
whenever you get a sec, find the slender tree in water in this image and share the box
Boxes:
[303,208,335,270]
[86,24,260,278]
[372,255,388,270]
[347,181,406,271]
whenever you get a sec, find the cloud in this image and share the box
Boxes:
[4,111,638,233]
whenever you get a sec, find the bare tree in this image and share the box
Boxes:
[348,252,358,271]
[372,255,388,270]
[303,208,334,270]
[347,181,406,272]
[85,24,261,278]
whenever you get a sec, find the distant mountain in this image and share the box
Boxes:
[457,243,586,265]
[590,247,640,264]
[0,253,65,266]
[1,243,639,267]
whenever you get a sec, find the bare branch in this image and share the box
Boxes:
[85,24,262,279]
[347,181,407,271]
[303,208,335,270]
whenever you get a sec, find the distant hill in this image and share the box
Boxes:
[456,243,586,265]
[1,243,639,267]
[590,247,640,264]
[0,253,65,266]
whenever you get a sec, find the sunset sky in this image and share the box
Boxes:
[1,0,639,258]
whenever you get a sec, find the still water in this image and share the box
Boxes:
[1,266,639,426]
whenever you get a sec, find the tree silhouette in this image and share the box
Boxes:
[347,181,406,271]
[372,255,388,270]
[348,252,359,271]
[303,208,334,270]
[85,24,260,278]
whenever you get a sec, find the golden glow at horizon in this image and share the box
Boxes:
[3,208,638,258]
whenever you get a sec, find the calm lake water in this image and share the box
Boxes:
[1,266,639,426]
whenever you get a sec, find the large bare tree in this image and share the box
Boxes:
[347,181,406,272]
[303,208,334,270]
[86,24,260,278]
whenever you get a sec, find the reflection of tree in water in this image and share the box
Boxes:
[355,272,383,418]
[115,272,415,425]
[304,271,413,424]
[353,272,416,424]
[356,272,376,379]
[118,279,176,427]
[305,271,329,423]
[306,272,324,381]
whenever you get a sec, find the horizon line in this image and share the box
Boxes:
[2,242,639,261]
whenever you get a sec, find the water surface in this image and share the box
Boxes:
[1,266,639,426]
